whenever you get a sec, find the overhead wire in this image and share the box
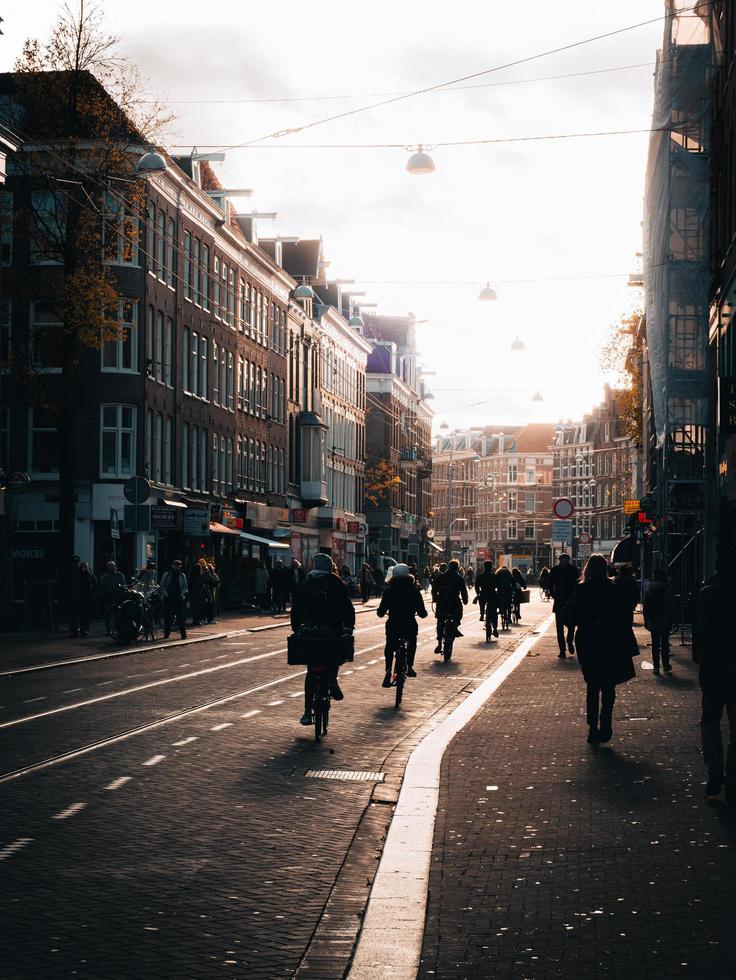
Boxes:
[207,3,711,153]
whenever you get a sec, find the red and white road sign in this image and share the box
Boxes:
[578,531,592,544]
[553,497,575,520]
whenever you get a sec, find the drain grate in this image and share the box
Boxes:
[305,769,385,782]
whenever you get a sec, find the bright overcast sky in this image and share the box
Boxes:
[2,1,665,430]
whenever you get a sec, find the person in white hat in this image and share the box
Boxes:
[377,563,428,687]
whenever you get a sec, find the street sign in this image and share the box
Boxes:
[623,499,641,516]
[151,505,178,531]
[7,471,30,494]
[124,504,150,533]
[577,543,592,558]
[183,507,210,536]
[123,476,151,505]
[110,507,121,540]
[552,519,573,545]
[552,498,575,520]
[578,531,592,544]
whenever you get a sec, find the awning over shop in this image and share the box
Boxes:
[428,540,443,553]
[162,499,187,508]
[210,521,241,536]
[239,530,289,550]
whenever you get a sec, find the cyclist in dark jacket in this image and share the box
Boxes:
[291,554,355,725]
[474,561,498,635]
[377,564,428,687]
[432,559,468,653]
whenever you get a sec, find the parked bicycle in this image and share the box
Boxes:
[106,584,164,645]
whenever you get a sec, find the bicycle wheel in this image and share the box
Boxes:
[314,697,323,742]
[394,645,406,708]
[443,625,454,662]
[485,617,493,643]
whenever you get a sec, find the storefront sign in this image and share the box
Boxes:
[720,377,736,435]
[183,507,209,536]
[92,483,127,521]
[222,507,243,530]
[151,505,178,531]
[291,508,307,524]
[346,521,360,533]
[623,499,640,516]
[11,546,45,560]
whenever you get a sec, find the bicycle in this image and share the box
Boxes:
[485,610,496,643]
[441,615,458,662]
[499,593,512,631]
[391,636,409,708]
[511,592,521,625]
[307,663,331,742]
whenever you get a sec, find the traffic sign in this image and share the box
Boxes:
[578,531,592,545]
[123,476,151,505]
[110,507,121,540]
[623,499,640,516]
[552,519,573,545]
[7,471,30,494]
[553,498,575,520]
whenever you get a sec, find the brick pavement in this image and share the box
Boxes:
[418,621,736,979]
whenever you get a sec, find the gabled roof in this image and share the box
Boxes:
[512,423,556,453]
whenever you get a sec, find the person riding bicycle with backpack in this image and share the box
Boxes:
[377,563,428,687]
[474,560,499,637]
[432,559,468,653]
[290,553,355,725]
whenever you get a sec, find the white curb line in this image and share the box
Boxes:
[347,613,555,980]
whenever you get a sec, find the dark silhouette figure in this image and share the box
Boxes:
[549,554,580,657]
[564,553,637,744]
[693,550,736,803]
[643,568,675,674]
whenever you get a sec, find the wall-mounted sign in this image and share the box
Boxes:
[290,508,307,525]
[183,507,210,536]
[11,546,45,560]
[222,507,243,530]
[151,505,178,531]
[551,519,573,545]
[623,499,641,515]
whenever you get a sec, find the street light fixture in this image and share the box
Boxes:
[135,150,167,174]
[510,337,526,351]
[406,146,436,175]
[478,282,498,302]
[532,391,543,402]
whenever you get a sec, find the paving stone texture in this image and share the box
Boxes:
[418,623,736,979]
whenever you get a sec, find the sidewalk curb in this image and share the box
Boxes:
[346,613,555,980]
[1,603,382,678]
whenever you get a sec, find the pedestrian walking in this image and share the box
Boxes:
[189,559,206,626]
[643,568,675,675]
[373,563,385,595]
[359,562,374,603]
[465,566,475,590]
[549,553,580,657]
[254,559,271,611]
[203,563,219,623]
[563,553,637,744]
[69,561,97,637]
[693,549,736,804]
[271,559,290,613]
[421,566,431,593]
[289,558,306,603]
[99,560,126,613]
[160,559,188,639]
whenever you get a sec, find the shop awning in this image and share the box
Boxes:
[210,521,241,536]
[611,535,638,564]
[428,540,444,553]
[239,530,289,550]
[162,499,187,508]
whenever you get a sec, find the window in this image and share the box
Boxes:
[182,423,189,488]
[239,279,245,331]
[156,210,165,278]
[508,462,518,483]
[146,202,155,271]
[100,405,135,478]
[191,331,199,396]
[102,300,138,373]
[200,336,208,399]
[213,256,220,317]
[255,365,262,416]
[154,413,163,482]
[164,317,173,386]
[508,491,517,512]
[245,283,252,333]
[191,426,199,490]
[525,467,535,484]
[506,519,518,539]
[212,432,220,493]
[202,245,210,310]
[183,231,192,300]
[524,523,535,540]
[31,191,66,265]
[213,343,220,404]
[183,327,190,391]
[155,311,163,381]
[668,301,704,370]
[165,217,175,287]
[163,417,172,485]
[238,356,245,411]
[220,434,226,490]
[227,352,234,411]
[200,429,207,492]
[524,492,535,513]
[0,191,12,265]
[229,269,235,327]
[103,192,138,266]
[221,261,229,324]
[30,301,63,372]
[146,410,153,478]
[248,361,255,413]
[0,300,10,372]
[145,306,154,376]
[226,436,233,490]
[28,407,59,477]
[192,237,201,305]
[220,348,227,409]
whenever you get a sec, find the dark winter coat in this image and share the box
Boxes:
[290,572,355,635]
[693,572,736,691]
[377,576,428,636]
[643,581,675,634]
[549,562,580,612]
[474,570,498,608]
[616,573,640,618]
[432,569,469,612]
[563,580,637,687]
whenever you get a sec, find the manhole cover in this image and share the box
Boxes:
[305,769,385,782]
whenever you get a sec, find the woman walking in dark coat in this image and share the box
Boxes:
[564,553,637,744]
[643,567,675,675]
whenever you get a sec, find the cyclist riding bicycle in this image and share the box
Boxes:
[511,567,527,621]
[432,559,468,653]
[377,563,428,687]
[290,553,355,726]
[495,564,514,627]
[474,560,499,637]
